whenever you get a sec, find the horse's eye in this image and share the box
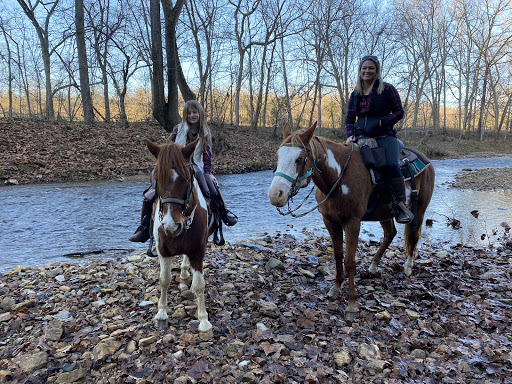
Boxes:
[295,157,303,164]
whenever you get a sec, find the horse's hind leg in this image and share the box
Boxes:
[404,210,425,276]
[190,263,212,333]
[155,256,172,330]
[179,255,191,290]
[369,219,396,273]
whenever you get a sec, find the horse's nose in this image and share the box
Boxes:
[268,187,287,207]
[165,222,183,237]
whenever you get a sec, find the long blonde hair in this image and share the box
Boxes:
[354,56,384,95]
[182,100,210,151]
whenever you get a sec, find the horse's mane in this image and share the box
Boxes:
[282,132,331,154]
[155,143,191,196]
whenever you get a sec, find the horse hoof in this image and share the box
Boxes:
[345,310,359,322]
[327,287,340,299]
[156,318,168,331]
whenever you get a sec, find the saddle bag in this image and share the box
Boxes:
[359,144,387,169]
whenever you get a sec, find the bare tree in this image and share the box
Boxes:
[75,0,94,124]
[16,0,62,120]
[150,0,187,131]
[0,17,14,117]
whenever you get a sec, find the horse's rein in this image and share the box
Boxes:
[277,142,354,218]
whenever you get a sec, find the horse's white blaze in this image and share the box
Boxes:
[268,146,302,205]
[190,269,212,332]
[327,149,341,175]
[341,184,350,195]
[157,171,182,234]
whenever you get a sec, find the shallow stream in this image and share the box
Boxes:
[1,156,510,273]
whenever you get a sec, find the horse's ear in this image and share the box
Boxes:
[301,121,317,144]
[283,122,292,139]
[145,138,160,158]
[182,138,199,161]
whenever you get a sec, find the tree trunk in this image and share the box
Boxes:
[75,0,94,125]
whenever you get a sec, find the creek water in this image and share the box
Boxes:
[1,156,511,274]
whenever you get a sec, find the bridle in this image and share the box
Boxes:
[274,141,355,218]
[158,163,196,227]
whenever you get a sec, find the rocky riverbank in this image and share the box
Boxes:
[1,233,512,383]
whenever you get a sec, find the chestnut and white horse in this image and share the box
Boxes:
[268,123,435,320]
[146,138,214,332]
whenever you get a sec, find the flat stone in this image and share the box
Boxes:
[45,319,63,341]
[265,258,284,271]
[14,351,48,373]
[55,368,87,383]
[92,339,122,362]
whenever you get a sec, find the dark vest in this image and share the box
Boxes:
[354,81,391,118]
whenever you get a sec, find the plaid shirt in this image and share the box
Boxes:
[345,82,404,138]
[169,125,212,174]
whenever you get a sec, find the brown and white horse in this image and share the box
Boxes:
[146,138,213,332]
[268,122,435,320]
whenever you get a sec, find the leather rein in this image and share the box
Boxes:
[275,141,355,218]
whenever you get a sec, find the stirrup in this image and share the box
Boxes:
[146,236,157,257]
[395,202,414,224]
[221,210,238,226]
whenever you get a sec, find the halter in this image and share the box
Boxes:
[158,163,195,225]
[276,142,355,218]
[273,143,321,198]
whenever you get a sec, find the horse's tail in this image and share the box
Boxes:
[404,162,435,257]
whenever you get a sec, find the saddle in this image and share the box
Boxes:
[357,138,430,184]
[357,138,431,221]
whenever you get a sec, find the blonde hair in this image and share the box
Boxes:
[354,56,384,95]
[182,100,210,151]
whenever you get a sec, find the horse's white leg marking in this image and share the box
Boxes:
[179,255,191,290]
[155,256,172,323]
[404,253,415,276]
[190,269,212,332]
[369,260,378,274]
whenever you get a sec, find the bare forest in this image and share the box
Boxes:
[0,0,511,141]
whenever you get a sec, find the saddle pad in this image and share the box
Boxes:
[399,148,431,181]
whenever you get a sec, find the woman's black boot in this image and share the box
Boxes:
[129,200,153,242]
[391,177,414,224]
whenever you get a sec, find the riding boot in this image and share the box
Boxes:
[212,197,238,227]
[128,200,152,242]
[391,177,414,224]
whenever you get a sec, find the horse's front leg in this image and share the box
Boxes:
[369,219,396,273]
[325,222,344,299]
[155,255,173,330]
[344,220,361,321]
[190,265,212,333]
[178,255,191,290]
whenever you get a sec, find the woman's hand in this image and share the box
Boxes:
[345,135,355,144]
